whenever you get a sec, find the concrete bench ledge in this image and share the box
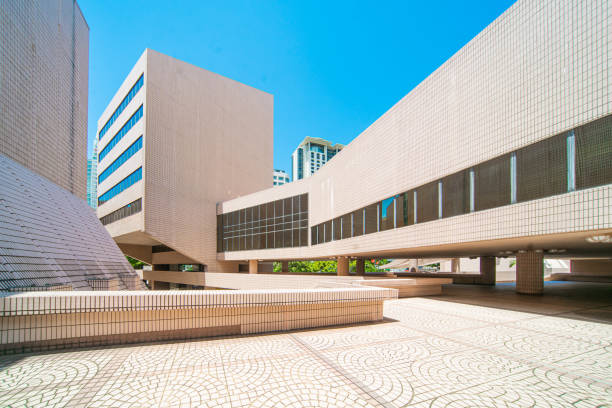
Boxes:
[0,288,397,354]
[358,278,453,297]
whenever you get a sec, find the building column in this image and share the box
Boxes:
[516,250,544,295]
[451,258,460,273]
[479,256,496,285]
[337,257,349,276]
[281,261,290,273]
[355,259,365,276]
[150,280,170,290]
[249,260,258,274]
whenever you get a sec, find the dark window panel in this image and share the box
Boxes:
[266,232,274,249]
[216,214,223,252]
[274,200,283,219]
[283,230,292,247]
[311,226,318,245]
[517,134,567,202]
[284,197,292,215]
[341,213,352,239]
[323,220,332,243]
[274,231,283,248]
[293,195,300,214]
[317,224,325,244]
[300,194,308,214]
[300,228,308,246]
[442,170,470,218]
[380,197,395,231]
[474,154,511,211]
[364,203,378,234]
[292,229,300,247]
[332,217,342,240]
[246,207,252,223]
[576,114,612,190]
[353,209,364,237]
[416,181,439,223]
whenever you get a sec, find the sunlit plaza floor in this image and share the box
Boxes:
[1,282,611,407]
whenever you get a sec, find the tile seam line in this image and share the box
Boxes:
[288,333,393,408]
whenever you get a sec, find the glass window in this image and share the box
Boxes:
[352,209,364,237]
[474,154,511,211]
[441,170,470,219]
[332,217,341,240]
[573,114,611,190]
[99,105,144,161]
[364,203,378,234]
[98,74,144,140]
[380,196,395,231]
[416,181,438,223]
[341,213,352,239]
[98,167,142,206]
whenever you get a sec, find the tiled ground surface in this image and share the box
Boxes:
[1,282,611,407]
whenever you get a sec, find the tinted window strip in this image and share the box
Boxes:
[98,136,143,183]
[99,74,144,140]
[99,105,143,162]
[98,167,142,206]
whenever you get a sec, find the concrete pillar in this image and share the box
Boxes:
[451,258,461,273]
[479,256,496,285]
[150,280,170,290]
[355,259,365,276]
[281,261,290,273]
[516,250,544,295]
[337,257,349,276]
[249,260,258,274]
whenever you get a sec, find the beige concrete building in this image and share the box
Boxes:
[217,0,612,294]
[0,0,89,198]
[97,49,273,287]
[0,0,143,291]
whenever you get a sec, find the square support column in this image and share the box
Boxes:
[355,259,365,276]
[337,257,349,276]
[451,258,461,273]
[249,260,258,274]
[281,261,290,273]
[516,250,544,295]
[479,256,496,285]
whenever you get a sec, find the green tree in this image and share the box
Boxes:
[126,255,146,270]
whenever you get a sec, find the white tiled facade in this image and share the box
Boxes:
[0,0,89,198]
[219,0,612,262]
[97,49,274,275]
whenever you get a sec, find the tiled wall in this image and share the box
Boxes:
[0,154,145,291]
[0,0,89,198]
[0,288,396,354]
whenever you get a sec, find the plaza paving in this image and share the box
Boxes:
[1,282,611,407]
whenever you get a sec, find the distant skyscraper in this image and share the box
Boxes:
[86,138,98,208]
[291,137,343,181]
[0,0,89,198]
[273,169,290,186]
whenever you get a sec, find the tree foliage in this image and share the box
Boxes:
[126,255,147,270]
[273,259,390,274]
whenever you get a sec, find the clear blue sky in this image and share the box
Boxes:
[80,0,515,175]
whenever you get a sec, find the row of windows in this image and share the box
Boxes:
[98,167,142,206]
[99,198,142,225]
[98,136,143,183]
[217,194,308,252]
[99,74,144,140]
[99,105,143,162]
[312,113,612,245]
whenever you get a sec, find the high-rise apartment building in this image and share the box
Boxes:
[0,0,142,290]
[273,169,290,186]
[291,137,343,181]
[97,49,273,288]
[86,138,98,208]
[0,0,89,198]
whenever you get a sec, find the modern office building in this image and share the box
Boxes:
[273,169,290,186]
[0,0,142,290]
[291,137,344,181]
[217,0,612,295]
[0,0,89,198]
[86,138,98,208]
[97,49,273,288]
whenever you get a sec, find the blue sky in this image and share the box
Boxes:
[80,0,515,175]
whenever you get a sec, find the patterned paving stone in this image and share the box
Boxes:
[1,294,611,407]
